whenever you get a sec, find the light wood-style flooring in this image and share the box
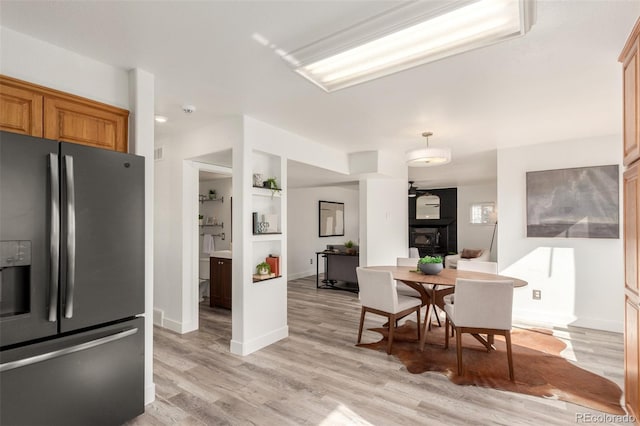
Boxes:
[128,276,627,425]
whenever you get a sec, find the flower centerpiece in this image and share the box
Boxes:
[418,255,443,275]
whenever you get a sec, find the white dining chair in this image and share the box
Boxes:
[456,260,498,274]
[396,257,421,298]
[444,278,515,380]
[356,267,422,354]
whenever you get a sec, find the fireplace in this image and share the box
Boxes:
[410,226,448,257]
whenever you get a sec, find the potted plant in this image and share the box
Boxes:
[263,177,281,197]
[344,240,356,255]
[208,189,216,200]
[198,214,204,226]
[418,255,443,275]
[256,261,271,276]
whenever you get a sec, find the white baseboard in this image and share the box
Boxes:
[144,383,156,405]
[513,309,623,333]
[230,325,289,356]
[288,270,316,280]
[152,308,163,326]
[161,316,184,333]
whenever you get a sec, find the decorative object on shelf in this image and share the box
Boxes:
[406,131,451,167]
[264,214,279,233]
[344,240,356,255]
[258,221,270,233]
[253,173,264,187]
[208,189,216,200]
[319,200,345,237]
[418,255,443,275]
[199,194,206,202]
[262,177,281,198]
[266,255,280,277]
[252,212,259,234]
[198,214,204,226]
[256,261,271,276]
[205,216,215,225]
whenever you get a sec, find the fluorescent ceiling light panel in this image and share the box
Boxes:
[288,0,535,92]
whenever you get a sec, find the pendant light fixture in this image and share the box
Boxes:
[406,132,451,167]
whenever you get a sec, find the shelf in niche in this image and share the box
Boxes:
[252,274,282,283]
[200,223,223,228]
[252,186,282,197]
[199,196,224,203]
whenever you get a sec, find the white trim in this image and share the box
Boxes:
[288,270,316,280]
[144,383,156,405]
[183,160,232,335]
[230,326,289,356]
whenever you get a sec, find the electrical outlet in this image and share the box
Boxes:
[532,289,541,300]
[310,258,313,264]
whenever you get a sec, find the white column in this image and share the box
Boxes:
[128,68,156,405]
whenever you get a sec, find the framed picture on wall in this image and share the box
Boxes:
[526,165,619,238]
[319,201,345,237]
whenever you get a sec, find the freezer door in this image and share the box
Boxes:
[0,132,59,347]
[0,317,144,426]
[59,143,144,332]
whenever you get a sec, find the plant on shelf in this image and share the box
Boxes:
[417,255,443,275]
[208,189,216,200]
[344,240,356,255]
[198,214,204,226]
[256,261,271,276]
[263,177,281,197]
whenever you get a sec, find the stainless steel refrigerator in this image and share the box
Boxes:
[0,131,145,425]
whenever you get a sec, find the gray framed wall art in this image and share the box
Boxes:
[526,165,619,238]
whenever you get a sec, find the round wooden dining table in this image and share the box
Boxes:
[364,265,528,351]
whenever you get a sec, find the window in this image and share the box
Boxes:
[470,202,496,224]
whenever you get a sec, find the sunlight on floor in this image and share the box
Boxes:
[319,404,374,426]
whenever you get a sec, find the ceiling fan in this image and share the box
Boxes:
[408,181,417,198]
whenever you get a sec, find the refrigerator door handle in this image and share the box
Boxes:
[48,153,60,322]
[64,155,76,319]
[0,327,138,372]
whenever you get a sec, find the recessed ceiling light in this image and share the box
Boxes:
[285,0,535,92]
[154,115,168,123]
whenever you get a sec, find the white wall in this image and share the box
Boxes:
[497,135,623,332]
[287,185,360,279]
[359,178,409,267]
[2,28,156,403]
[154,118,241,333]
[0,27,130,108]
[457,182,498,260]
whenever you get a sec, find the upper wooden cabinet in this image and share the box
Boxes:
[0,82,43,137]
[621,20,640,166]
[0,75,128,153]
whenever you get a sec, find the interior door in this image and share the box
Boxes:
[0,132,58,346]
[59,142,144,332]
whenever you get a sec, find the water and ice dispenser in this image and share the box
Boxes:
[0,241,31,317]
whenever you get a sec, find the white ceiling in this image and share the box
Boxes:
[1,1,637,189]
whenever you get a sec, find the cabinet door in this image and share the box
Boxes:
[210,257,231,309]
[626,164,640,296]
[623,34,640,166]
[44,96,128,153]
[0,83,43,137]
[221,258,232,309]
[626,297,640,421]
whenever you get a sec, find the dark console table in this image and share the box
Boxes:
[316,251,359,293]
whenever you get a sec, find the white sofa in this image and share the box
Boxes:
[445,248,490,269]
